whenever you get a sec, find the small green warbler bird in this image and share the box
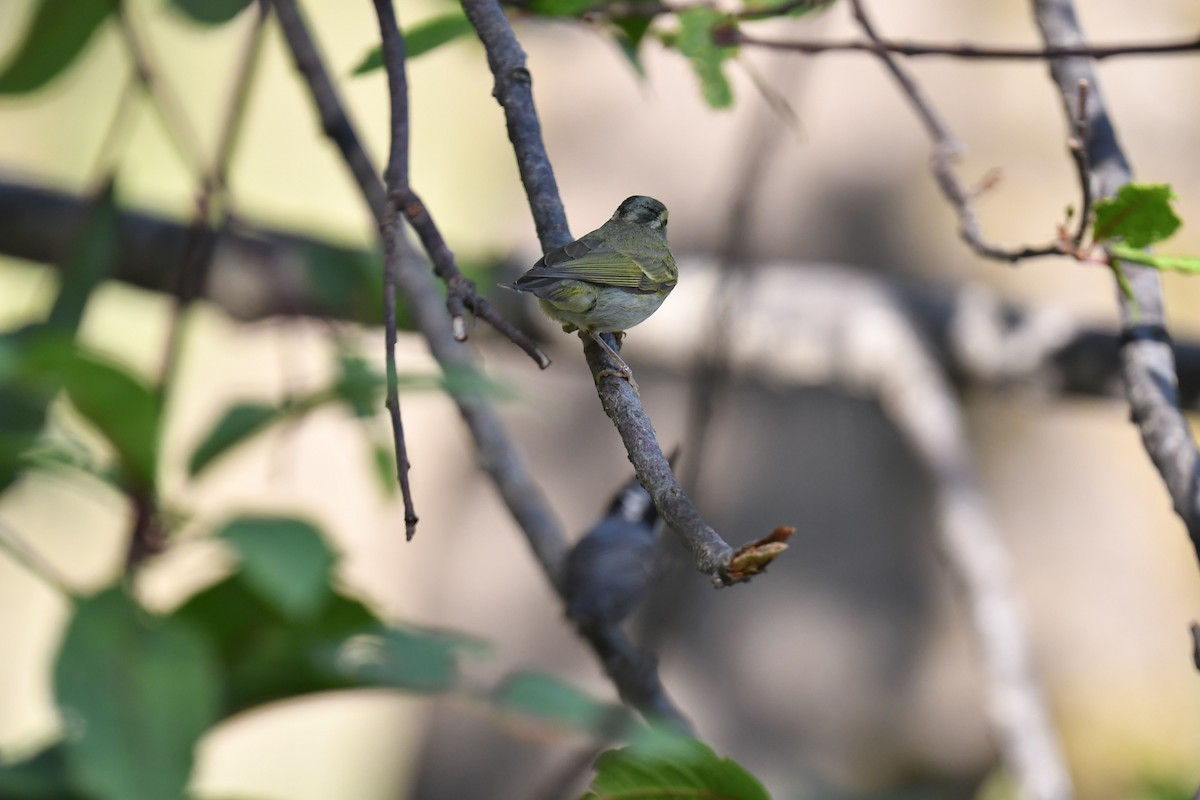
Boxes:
[508,196,677,377]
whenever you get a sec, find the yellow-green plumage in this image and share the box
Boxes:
[508,196,677,376]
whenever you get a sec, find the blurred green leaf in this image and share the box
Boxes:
[1110,243,1200,274]
[582,736,771,800]
[303,244,385,324]
[335,354,385,418]
[0,0,114,93]
[10,338,161,490]
[611,16,653,76]
[741,0,835,18]
[0,185,121,494]
[217,517,336,621]
[352,12,476,76]
[188,402,281,477]
[56,349,161,490]
[526,0,604,17]
[48,181,122,334]
[370,439,398,497]
[328,627,486,694]
[1093,183,1181,248]
[493,672,621,735]
[166,0,254,25]
[0,745,85,799]
[172,574,378,712]
[55,588,220,800]
[1129,774,1198,800]
[676,8,737,109]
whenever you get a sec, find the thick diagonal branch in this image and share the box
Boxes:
[461,0,783,585]
[1031,0,1200,561]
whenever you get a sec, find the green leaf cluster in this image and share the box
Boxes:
[0,516,483,798]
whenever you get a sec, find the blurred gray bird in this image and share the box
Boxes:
[564,470,663,628]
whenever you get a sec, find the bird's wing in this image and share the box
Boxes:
[637,244,677,291]
[516,232,653,290]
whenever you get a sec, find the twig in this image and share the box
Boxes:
[158,1,268,393]
[1065,80,1093,251]
[270,0,388,219]
[113,3,219,200]
[723,27,1200,61]
[0,519,74,596]
[462,0,786,586]
[87,73,141,185]
[1030,0,1200,571]
[369,0,421,537]
[845,0,1075,263]
[274,0,687,724]
[270,1,547,370]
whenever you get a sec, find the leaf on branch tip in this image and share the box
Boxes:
[676,8,738,109]
[1092,183,1181,249]
[725,526,793,583]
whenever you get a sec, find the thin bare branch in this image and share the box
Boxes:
[724,27,1200,61]
[369,0,420,537]
[0,519,74,596]
[846,0,1072,263]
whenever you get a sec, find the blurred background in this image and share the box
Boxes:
[1,0,1200,798]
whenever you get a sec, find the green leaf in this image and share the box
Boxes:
[582,737,771,800]
[493,672,624,735]
[335,354,385,417]
[48,181,122,335]
[13,340,161,490]
[1110,243,1200,274]
[0,745,85,799]
[55,588,220,800]
[0,185,121,495]
[526,0,603,17]
[188,402,282,477]
[741,0,835,18]
[166,0,254,26]
[676,8,737,109]
[216,517,337,621]
[302,244,385,324]
[352,12,476,76]
[57,349,161,490]
[371,439,398,497]
[329,627,485,693]
[611,16,653,77]
[0,0,114,94]
[171,575,380,713]
[1092,183,1181,249]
